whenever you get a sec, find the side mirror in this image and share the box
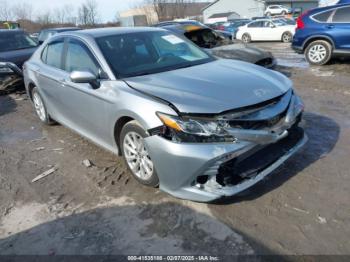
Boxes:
[70,71,99,89]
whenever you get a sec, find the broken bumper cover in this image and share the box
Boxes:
[145,125,307,203]
[0,62,23,93]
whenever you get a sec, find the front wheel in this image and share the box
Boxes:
[282,32,292,43]
[120,120,159,187]
[281,11,286,15]
[305,40,332,66]
[31,87,55,125]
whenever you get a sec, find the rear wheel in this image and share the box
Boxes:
[242,33,251,44]
[120,120,159,187]
[266,12,271,16]
[281,11,286,15]
[282,32,292,43]
[31,87,55,125]
[305,40,332,65]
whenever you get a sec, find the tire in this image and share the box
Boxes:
[282,32,292,43]
[281,11,286,15]
[266,12,271,16]
[120,120,159,187]
[242,33,251,44]
[31,87,55,125]
[304,40,332,66]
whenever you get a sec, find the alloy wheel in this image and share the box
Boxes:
[308,44,327,63]
[123,131,154,181]
[33,92,46,122]
[282,33,292,43]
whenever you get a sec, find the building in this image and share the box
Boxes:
[206,12,240,24]
[265,0,319,11]
[119,2,210,27]
[202,0,320,23]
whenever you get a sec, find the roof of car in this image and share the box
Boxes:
[42,27,80,32]
[0,29,25,34]
[62,27,164,38]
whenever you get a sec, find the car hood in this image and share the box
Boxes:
[0,47,38,67]
[209,44,272,64]
[125,59,292,114]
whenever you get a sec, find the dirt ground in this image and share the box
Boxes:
[0,43,349,256]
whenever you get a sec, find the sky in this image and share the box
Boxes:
[7,0,338,23]
[8,0,145,22]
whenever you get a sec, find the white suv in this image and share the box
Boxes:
[265,5,290,16]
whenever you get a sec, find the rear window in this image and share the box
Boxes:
[0,32,37,52]
[313,10,334,22]
[332,7,350,23]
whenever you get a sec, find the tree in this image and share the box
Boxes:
[12,1,33,21]
[78,0,99,26]
[0,0,13,21]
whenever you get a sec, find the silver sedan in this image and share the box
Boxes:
[23,27,307,202]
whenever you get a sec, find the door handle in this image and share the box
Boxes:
[326,25,335,29]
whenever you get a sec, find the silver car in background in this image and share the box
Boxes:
[23,28,307,202]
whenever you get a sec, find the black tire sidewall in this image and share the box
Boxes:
[120,121,159,187]
[305,40,332,66]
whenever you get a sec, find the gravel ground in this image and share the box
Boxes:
[0,43,349,256]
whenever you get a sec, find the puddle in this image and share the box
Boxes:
[276,58,309,69]
[0,129,42,145]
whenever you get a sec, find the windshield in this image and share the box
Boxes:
[96,31,214,78]
[0,32,37,52]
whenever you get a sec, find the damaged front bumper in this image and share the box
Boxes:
[0,62,23,94]
[144,91,307,202]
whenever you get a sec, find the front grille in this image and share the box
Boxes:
[216,125,304,186]
[228,110,287,130]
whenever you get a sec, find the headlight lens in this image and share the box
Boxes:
[156,112,235,143]
[0,64,13,73]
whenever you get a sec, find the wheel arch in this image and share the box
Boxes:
[302,35,335,52]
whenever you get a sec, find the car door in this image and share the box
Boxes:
[330,6,350,50]
[246,21,264,40]
[35,38,67,120]
[57,37,113,144]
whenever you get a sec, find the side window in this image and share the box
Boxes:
[313,10,334,22]
[45,41,64,69]
[248,22,262,28]
[65,40,99,75]
[332,7,350,23]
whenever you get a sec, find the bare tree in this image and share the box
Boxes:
[12,1,33,21]
[36,10,52,25]
[0,0,13,21]
[78,0,99,26]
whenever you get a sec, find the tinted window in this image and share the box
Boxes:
[313,10,334,22]
[96,31,212,78]
[248,21,263,28]
[65,41,99,75]
[45,41,64,69]
[332,7,350,22]
[0,32,37,52]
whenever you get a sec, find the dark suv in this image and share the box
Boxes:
[0,30,38,93]
[292,4,350,65]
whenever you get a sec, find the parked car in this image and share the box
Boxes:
[38,27,81,44]
[0,29,38,94]
[23,27,306,202]
[161,24,276,68]
[292,3,350,65]
[222,19,251,38]
[265,5,292,16]
[153,20,205,27]
[236,19,295,43]
[207,21,226,31]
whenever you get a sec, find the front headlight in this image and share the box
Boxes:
[0,62,14,73]
[156,112,235,143]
